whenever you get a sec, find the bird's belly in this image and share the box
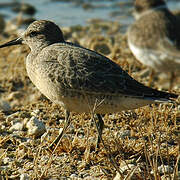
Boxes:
[128,42,180,73]
[60,91,154,114]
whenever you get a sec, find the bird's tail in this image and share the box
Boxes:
[146,89,178,103]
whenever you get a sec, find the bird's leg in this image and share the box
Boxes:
[169,72,176,91]
[95,114,104,148]
[48,110,70,150]
[148,68,155,86]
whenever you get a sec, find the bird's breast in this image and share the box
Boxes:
[128,41,180,73]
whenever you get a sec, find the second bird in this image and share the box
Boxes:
[128,0,180,89]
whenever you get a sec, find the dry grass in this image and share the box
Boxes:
[0,21,179,179]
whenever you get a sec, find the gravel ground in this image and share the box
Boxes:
[0,19,179,179]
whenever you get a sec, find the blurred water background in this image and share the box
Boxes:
[0,0,180,29]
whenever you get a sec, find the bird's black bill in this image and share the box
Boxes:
[0,38,22,48]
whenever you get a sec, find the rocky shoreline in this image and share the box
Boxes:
[0,3,179,180]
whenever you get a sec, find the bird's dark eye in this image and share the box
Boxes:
[29,31,38,37]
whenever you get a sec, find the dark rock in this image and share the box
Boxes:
[12,3,36,15]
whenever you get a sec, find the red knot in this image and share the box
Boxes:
[127,0,180,89]
[0,20,178,149]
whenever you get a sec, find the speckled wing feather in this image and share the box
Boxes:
[40,42,177,99]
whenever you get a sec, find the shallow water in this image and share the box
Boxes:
[0,0,180,28]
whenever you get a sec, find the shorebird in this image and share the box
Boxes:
[0,20,178,149]
[127,0,180,89]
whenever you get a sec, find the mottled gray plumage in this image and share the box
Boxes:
[0,20,177,148]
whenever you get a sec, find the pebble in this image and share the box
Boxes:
[0,124,5,130]
[151,165,173,175]
[158,165,173,174]
[115,129,131,139]
[161,174,173,180]
[20,173,30,180]
[70,174,78,179]
[9,122,24,132]
[12,3,36,15]
[31,109,40,116]
[26,116,46,137]
[0,99,11,112]
[3,157,11,164]
[177,105,180,111]
[113,172,121,180]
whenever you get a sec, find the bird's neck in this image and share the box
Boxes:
[29,39,59,53]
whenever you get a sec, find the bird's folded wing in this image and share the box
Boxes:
[50,43,172,99]
[158,38,180,59]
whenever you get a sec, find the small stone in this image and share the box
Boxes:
[115,129,131,139]
[151,165,173,175]
[26,116,46,137]
[12,3,36,15]
[9,122,24,132]
[161,174,173,180]
[3,157,11,164]
[113,172,121,180]
[0,124,5,130]
[158,165,173,174]
[0,100,11,112]
[20,173,30,180]
[177,105,180,111]
[31,109,40,116]
[70,174,78,178]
